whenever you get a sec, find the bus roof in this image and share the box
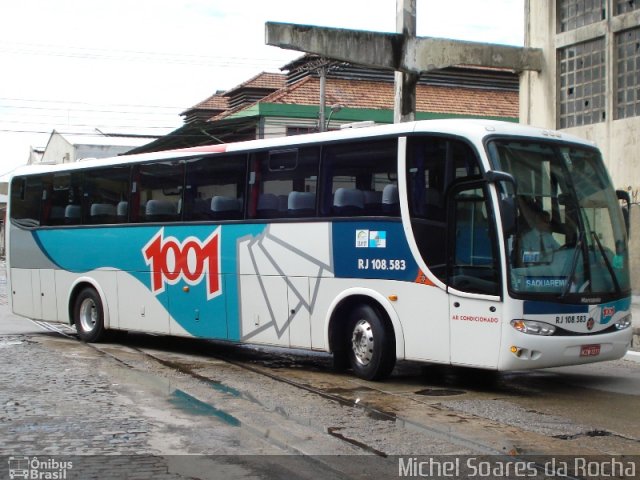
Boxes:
[10,119,596,178]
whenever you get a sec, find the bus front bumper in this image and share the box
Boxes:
[497,327,633,370]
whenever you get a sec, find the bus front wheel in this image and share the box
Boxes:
[74,287,106,343]
[347,305,395,381]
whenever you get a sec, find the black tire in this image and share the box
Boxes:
[332,347,350,372]
[347,304,395,381]
[73,287,106,343]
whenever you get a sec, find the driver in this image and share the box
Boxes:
[520,202,559,262]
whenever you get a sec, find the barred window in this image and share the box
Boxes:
[616,0,639,14]
[558,0,606,33]
[615,27,640,118]
[558,38,606,128]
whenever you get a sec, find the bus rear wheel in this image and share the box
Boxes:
[347,305,395,381]
[74,287,106,343]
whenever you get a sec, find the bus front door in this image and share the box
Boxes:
[447,183,502,368]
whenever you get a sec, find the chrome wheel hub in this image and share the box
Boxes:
[79,298,97,332]
[351,319,374,366]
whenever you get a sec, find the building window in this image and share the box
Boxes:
[558,38,606,128]
[616,0,639,14]
[615,27,640,119]
[286,127,316,136]
[558,0,606,33]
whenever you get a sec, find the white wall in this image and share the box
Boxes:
[40,132,72,164]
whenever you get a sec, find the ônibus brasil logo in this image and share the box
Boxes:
[143,228,221,300]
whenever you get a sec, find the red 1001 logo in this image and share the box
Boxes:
[143,228,221,300]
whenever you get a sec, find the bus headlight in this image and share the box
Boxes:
[511,319,556,336]
[614,314,632,330]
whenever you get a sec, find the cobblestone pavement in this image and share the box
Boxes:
[0,336,152,455]
[0,261,295,479]
[0,332,196,479]
[0,262,396,480]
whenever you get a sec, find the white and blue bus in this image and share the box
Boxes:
[7,120,633,380]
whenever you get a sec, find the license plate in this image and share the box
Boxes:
[580,344,601,357]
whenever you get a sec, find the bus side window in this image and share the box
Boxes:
[449,186,500,296]
[407,137,483,283]
[134,162,184,223]
[10,175,42,227]
[183,154,247,221]
[320,139,398,217]
[82,166,131,224]
[406,138,448,281]
[41,173,82,226]
[247,147,319,220]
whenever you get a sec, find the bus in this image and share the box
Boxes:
[6,119,633,380]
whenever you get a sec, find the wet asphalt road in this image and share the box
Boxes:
[1,293,639,478]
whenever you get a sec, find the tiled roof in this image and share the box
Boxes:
[258,76,518,118]
[226,71,286,93]
[184,72,286,114]
[190,93,229,111]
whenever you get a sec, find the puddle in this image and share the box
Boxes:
[327,427,387,457]
[169,389,241,427]
[0,339,23,348]
[415,388,466,397]
[206,379,243,398]
[144,355,244,399]
[554,429,612,440]
[106,359,242,427]
[324,387,375,395]
[366,409,396,422]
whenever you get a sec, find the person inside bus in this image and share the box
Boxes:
[520,202,559,262]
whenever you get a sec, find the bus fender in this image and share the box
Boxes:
[324,288,405,360]
[67,276,111,329]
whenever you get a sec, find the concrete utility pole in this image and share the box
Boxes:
[265,0,543,123]
[394,0,418,123]
[318,63,327,131]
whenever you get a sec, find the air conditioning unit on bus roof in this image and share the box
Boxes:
[340,121,376,130]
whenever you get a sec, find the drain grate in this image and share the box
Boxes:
[414,388,466,397]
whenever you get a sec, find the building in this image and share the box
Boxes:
[521,0,640,194]
[521,0,640,292]
[36,131,158,165]
[28,147,44,165]
[131,55,519,153]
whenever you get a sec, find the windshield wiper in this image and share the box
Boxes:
[591,231,621,293]
[561,231,584,298]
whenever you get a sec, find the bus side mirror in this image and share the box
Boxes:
[485,170,517,236]
[485,170,517,187]
[616,189,631,237]
[499,196,517,237]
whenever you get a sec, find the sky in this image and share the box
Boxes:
[0,0,524,178]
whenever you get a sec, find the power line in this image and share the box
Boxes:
[0,103,183,116]
[0,96,190,111]
[0,107,182,122]
[0,41,289,68]
[0,125,175,134]
[0,113,180,126]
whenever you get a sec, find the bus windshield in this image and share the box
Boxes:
[487,139,630,300]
